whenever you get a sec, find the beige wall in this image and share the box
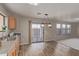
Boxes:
[74,22,79,37]
[15,16,29,45]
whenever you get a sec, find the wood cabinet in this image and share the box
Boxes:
[8,16,16,30]
[8,49,16,56]
[12,49,16,56]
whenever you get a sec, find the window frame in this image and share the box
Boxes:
[61,24,66,35]
[56,23,71,35]
[0,13,5,32]
[56,24,61,35]
[66,24,71,34]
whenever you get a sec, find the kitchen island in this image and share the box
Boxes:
[0,34,21,56]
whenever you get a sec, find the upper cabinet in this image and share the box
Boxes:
[8,16,16,30]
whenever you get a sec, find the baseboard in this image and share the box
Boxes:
[20,40,58,46]
[20,43,29,46]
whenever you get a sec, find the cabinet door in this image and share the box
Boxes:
[8,16,16,30]
[8,49,16,56]
[12,49,16,56]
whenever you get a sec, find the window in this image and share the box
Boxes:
[0,14,3,31]
[56,24,61,29]
[56,23,71,35]
[56,24,61,34]
[32,24,41,29]
[61,24,66,34]
[0,14,5,31]
[66,24,71,34]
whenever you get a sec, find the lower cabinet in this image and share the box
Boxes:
[10,49,16,56]
[7,38,20,56]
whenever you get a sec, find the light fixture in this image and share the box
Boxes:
[29,3,38,6]
[41,23,45,27]
[41,13,52,28]
[48,23,52,28]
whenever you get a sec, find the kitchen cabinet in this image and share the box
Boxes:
[12,49,16,56]
[8,38,20,56]
[8,49,16,56]
[8,16,16,30]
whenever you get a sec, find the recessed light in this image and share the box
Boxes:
[29,3,38,6]
[37,12,41,15]
[44,13,48,16]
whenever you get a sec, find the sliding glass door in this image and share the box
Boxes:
[32,23,44,43]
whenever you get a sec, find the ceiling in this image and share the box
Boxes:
[2,3,79,22]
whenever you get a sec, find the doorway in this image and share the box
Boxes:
[31,23,44,43]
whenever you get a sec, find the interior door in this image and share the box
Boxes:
[32,23,44,43]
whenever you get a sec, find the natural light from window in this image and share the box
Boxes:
[62,24,66,29]
[56,23,71,35]
[56,24,61,29]
[32,24,41,29]
[0,15,3,31]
